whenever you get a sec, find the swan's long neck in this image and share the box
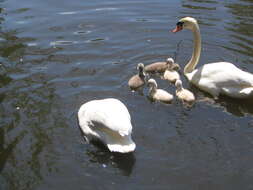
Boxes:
[184,23,201,74]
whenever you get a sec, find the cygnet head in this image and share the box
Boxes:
[166,58,174,65]
[137,63,145,77]
[137,63,144,72]
[147,78,157,88]
[175,79,183,90]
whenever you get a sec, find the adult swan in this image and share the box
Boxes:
[172,17,253,99]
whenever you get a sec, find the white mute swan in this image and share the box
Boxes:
[172,17,253,99]
[78,98,136,153]
[175,79,195,103]
[145,58,175,73]
[148,78,173,103]
[163,59,180,83]
[128,63,147,90]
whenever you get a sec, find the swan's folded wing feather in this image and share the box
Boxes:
[197,62,253,87]
[79,98,132,136]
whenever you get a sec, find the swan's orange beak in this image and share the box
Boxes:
[171,25,183,33]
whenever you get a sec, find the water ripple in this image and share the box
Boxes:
[58,11,78,15]
[94,7,118,11]
[85,38,107,43]
[50,41,78,46]
[73,30,92,35]
[1,0,253,189]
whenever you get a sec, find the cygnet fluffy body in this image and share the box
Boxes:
[148,78,173,103]
[145,58,175,73]
[164,60,180,83]
[175,79,195,103]
[128,63,147,90]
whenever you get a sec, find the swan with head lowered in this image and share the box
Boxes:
[172,17,253,99]
[78,98,136,153]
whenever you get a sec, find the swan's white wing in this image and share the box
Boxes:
[78,98,132,136]
[199,62,253,86]
[188,62,253,96]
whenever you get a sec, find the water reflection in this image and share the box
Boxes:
[1,81,62,190]
[85,141,135,176]
[215,96,253,117]
[0,30,62,190]
[224,0,253,59]
[0,73,12,88]
[190,84,253,117]
[1,0,253,189]
[0,127,25,173]
[180,0,220,26]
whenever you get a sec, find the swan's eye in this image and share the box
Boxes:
[172,22,184,33]
[177,22,184,27]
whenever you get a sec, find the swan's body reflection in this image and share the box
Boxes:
[190,83,253,116]
[215,96,253,117]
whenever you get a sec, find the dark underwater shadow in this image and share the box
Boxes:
[188,83,253,117]
[215,95,253,117]
[77,120,136,176]
[0,126,25,173]
[86,139,136,176]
